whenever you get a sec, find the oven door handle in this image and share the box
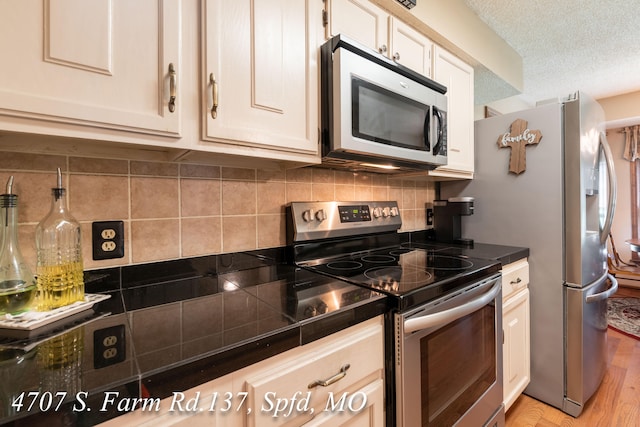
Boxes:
[404,278,501,334]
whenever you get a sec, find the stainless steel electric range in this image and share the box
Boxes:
[287,201,505,427]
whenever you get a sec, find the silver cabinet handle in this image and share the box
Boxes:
[209,73,219,119]
[168,63,177,113]
[393,52,400,61]
[379,44,387,54]
[308,364,350,389]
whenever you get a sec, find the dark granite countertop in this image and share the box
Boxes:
[0,232,527,426]
[0,248,387,426]
[408,230,529,266]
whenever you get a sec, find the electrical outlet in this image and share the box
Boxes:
[101,228,116,240]
[426,208,434,226]
[94,324,126,369]
[92,221,125,260]
[101,241,116,252]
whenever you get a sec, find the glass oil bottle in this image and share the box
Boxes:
[35,168,85,310]
[0,176,37,315]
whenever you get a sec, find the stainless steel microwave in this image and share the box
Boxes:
[320,35,448,173]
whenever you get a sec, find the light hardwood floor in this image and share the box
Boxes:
[505,286,640,426]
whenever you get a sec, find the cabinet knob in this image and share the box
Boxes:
[393,52,400,62]
[379,44,388,54]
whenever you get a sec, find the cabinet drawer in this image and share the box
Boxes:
[502,259,529,300]
[242,318,384,426]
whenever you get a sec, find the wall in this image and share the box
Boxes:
[608,128,634,261]
[371,0,523,106]
[0,151,435,272]
[407,0,522,95]
[599,90,640,129]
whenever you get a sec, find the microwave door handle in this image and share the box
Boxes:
[424,107,431,151]
[403,278,501,334]
[432,106,444,155]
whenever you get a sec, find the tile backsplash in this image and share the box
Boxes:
[0,151,435,270]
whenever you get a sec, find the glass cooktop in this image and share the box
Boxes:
[300,245,501,309]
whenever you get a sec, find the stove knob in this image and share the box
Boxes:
[317,301,328,314]
[315,209,327,222]
[382,207,391,217]
[304,306,317,318]
[302,209,315,222]
[372,207,383,218]
[390,207,399,217]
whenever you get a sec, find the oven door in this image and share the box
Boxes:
[395,274,504,427]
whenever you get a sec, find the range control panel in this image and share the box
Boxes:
[287,201,402,243]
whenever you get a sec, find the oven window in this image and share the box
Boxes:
[351,77,430,151]
[420,303,496,426]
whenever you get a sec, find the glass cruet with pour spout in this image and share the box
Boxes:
[35,168,85,311]
[0,176,37,315]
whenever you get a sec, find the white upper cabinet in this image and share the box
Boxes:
[0,0,320,167]
[325,0,432,77]
[325,0,389,55]
[200,0,319,158]
[430,46,475,179]
[326,0,475,179]
[0,0,181,140]
[389,18,432,77]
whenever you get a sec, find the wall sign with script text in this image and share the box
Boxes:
[497,119,542,174]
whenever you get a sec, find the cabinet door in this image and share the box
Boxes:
[0,0,181,138]
[302,379,384,427]
[325,0,389,55]
[202,0,318,155]
[389,18,432,77]
[237,316,384,426]
[96,374,238,427]
[431,46,475,178]
[503,288,531,412]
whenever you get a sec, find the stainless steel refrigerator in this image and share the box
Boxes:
[441,92,619,416]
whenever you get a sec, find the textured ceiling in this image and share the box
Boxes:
[462,0,640,104]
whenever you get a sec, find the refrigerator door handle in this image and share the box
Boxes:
[600,131,617,244]
[585,274,618,303]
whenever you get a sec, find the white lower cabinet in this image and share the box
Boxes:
[501,259,531,412]
[97,316,385,426]
[238,315,385,426]
[97,374,239,427]
[301,379,384,426]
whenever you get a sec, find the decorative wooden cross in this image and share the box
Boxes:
[497,118,542,174]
